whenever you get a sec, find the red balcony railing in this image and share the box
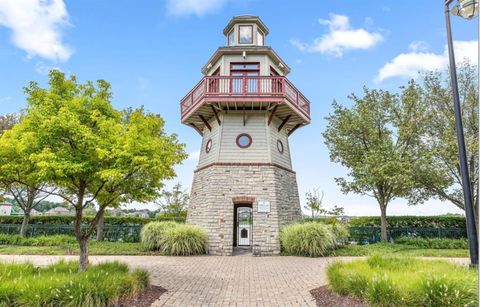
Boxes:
[180,76,310,120]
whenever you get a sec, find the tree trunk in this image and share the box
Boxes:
[20,210,31,237]
[96,212,104,241]
[79,237,89,271]
[380,205,388,241]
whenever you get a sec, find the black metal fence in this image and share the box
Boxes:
[0,224,143,242]
[0,224,468,244]
[349,226,467,244]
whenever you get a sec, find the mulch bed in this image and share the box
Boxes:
[310,286,367,307]
[118,285,167,307]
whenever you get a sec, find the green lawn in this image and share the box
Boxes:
[332,242,469,257]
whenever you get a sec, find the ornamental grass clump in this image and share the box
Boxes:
[327,254,478,307]
[140,221,178,251]
[161,224,208,256]
[0,260,149,307]
[279,222,347,257]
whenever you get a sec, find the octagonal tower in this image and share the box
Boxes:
[180,16,311,255]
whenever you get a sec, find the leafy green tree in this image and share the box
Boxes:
[0,184,53,236]
[324,83,428,241]
[154,183,189,217]
[0,70,186,270]
[413,62,478,221]
[304,188,324,218]
[0,114,18,135]
[0,113,55,236]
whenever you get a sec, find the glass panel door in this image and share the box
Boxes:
[237,207,252,246]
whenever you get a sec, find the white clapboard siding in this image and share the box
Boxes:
[269,117,292,168]
[198,117,220,167]
[218,112,269,162]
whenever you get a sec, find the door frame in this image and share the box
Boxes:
[233,203,253,247]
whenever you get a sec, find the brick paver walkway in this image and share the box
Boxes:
[0,255,469,306]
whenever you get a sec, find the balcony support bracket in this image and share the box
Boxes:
[198,114,212,132]
[278,115,291,132]
[288,123,302,136]
[189,123,203,136]
[267,104,279,126]
[210,105,221,126]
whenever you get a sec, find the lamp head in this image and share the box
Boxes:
[452,0,479,19]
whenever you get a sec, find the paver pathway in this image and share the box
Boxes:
[0,255,469,307]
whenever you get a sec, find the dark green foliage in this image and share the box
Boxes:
[302,217,341,225]
[155,211,187,223]
[394,237,468,249]
[0,260,149,306]
[327,254,478,307]
[0,234,76,246]
[0,215,155,225]
[349,216,466,228]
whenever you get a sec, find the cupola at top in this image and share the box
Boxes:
[223,15,269,47]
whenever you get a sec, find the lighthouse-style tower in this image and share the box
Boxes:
[180,16,311,256]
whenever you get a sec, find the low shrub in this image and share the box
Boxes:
[0,234,76,246]
[394,236,468,249]
[0,260,149,306]
[348,216,466,229]
[280,222,347,257]
[140,221,178,251]
[327,254,478,307]
[161,224,208,256]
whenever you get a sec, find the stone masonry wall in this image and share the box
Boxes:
[187,164,302,256]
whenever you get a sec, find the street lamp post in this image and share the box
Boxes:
[444,0,478,266]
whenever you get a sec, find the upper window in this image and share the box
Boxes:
[257,29,264,45]
[228,30,234,46]
[239,25,253,44]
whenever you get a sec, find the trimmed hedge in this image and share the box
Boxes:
[0,214,188,226]
[302,217,341,225]
[349,216,466,229]
[0,215,154,225]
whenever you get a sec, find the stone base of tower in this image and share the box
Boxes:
[187,163,302,256]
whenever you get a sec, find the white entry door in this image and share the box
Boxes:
[237,207,252,246]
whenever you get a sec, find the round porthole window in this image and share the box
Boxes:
[236,133,252,149]
[205,139,212,153]
[277,139,284,153]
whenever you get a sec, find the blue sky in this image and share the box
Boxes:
[0,0,477,216]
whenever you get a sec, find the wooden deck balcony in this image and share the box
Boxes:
[180,76,311,123]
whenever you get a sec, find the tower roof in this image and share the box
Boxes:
[223,15,269,36]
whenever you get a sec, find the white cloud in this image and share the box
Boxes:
[376,40,478,82]
[0,0,72,62]
[291,14,383,57]
[0,96,11,104]
[35,61,60,75]
[188,149,200,161]
[166,0,225,16]
[408,41,429,52]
